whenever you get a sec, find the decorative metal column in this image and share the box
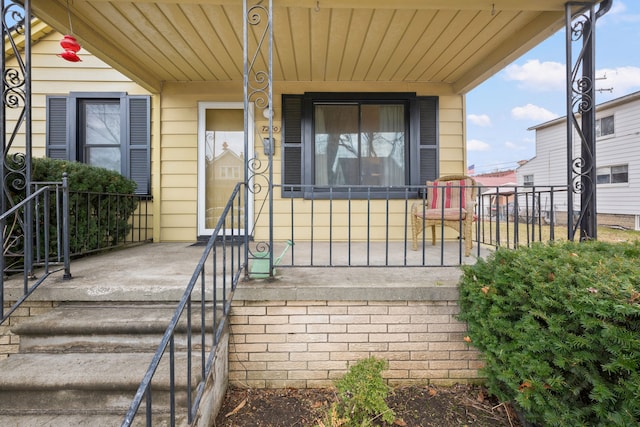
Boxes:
[565,0,612,241]
[243,0,274,276]
[2,0,33,274]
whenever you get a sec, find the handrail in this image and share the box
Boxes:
[122,182,246,426]
[1,174,70,324]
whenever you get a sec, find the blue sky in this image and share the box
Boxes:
[466,1,640,175]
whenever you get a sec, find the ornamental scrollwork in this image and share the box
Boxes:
[570,15,588,41]
[247,156,269,195]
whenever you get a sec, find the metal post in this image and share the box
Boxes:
[62,173,72,279]
[267,0,274,277]
[243,0,249,277]
[244,0,274,277]
[2,0,32,277]
[579,15,596,240]
[565,1,611,241]
[24,0,33,275]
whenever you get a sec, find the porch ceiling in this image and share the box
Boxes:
[29,0,594,94]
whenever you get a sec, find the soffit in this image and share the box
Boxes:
[28,0,597,94]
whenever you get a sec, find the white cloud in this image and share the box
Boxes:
[511,104,558,122]
[505,141,527,151]
[503,60,565,91]
[467,139,491,152]
[468,114,492,127]
[601,1,640,24]
[596,66,640,94]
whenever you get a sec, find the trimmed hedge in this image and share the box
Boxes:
[31,157,137,194]
[6,158,139,257]
[458,241,640,426]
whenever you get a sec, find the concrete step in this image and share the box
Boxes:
[0,413,186,427]
[0,352,201,419]
[12,303,215,353]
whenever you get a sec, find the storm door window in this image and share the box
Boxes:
[314,104,405,186]
[80,100,121,172]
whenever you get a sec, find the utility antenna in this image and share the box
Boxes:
[596,72,613,93]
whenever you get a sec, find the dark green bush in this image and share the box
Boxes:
[458,241,640,426]
[6,158,138,257]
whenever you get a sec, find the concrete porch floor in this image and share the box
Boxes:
[5,240,494,304]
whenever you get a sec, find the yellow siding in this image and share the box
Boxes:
[7,28,467,244]
[6,30,155,229]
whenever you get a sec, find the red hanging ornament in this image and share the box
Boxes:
[59,50,81,62]
[59,34,82,62]
[60,34,81,52]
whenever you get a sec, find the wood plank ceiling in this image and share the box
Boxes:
[29,0,595,94]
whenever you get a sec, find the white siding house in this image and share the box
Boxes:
[518,91,640,230]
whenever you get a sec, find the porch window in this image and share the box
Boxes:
[46,92,151,195]
[314,103,405,186]
[282,92,438,198]
[596,164,628,184]
[596,115,614,138]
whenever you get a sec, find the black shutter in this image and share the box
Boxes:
[417,96,438,184]
[128,96,151,195]
[46,96,70,160]
[281,94,303,197]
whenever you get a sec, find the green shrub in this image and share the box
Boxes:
[6,157,138,257]
[329,357,395,427]
[458,241,640,426]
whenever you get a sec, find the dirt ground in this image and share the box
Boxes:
[215,384,522,427]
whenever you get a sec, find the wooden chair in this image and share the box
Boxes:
[411,174,477,256]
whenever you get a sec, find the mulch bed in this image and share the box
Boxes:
[215,384,522,426]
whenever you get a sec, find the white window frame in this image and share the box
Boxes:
[596,164,628,185]
[523,174,534,187]
[596,114,615,139]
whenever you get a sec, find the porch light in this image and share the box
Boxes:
[59,34,81,62]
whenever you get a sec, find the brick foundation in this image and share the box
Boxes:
[0,301,57,359]
[228,300,483,388]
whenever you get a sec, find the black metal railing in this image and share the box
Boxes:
[1,177,70,323]
[122,183,246,426]
[269,183,568,267]
[66,190,152,257]
[1,178,153,324]
[475,185,570,250]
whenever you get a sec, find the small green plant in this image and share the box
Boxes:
[329,357,395,427]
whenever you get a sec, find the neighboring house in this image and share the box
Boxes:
[519,90,640,230]
[16,0,581,244]
[472,170,518,219]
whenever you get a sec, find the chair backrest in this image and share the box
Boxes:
[426,175,476,210]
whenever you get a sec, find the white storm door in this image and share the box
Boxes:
[197,102,254,236]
